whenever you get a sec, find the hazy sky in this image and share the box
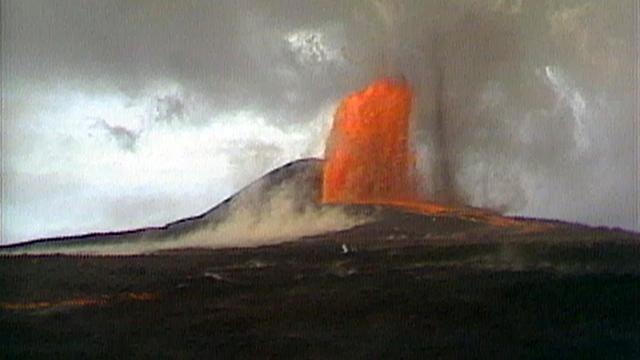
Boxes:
[1,0,638,244]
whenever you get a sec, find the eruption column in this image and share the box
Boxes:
[321,78,543,229]
[322,78,417,204]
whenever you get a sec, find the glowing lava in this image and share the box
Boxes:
[321,78,545,231]
[322,78,418,204]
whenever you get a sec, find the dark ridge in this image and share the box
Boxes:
[0,158,323,250]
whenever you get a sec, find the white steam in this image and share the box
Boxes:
[174,184,368,251]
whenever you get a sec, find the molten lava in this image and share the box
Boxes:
[322,78,418,204]
[321,78,548,232]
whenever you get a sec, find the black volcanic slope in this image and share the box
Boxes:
[1,159,639,358]
[0,158,352,255]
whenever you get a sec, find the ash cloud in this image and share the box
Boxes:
[1,0,637,243]
[153,94,186,124]
[376,0,637,228]
[94,118,140,152]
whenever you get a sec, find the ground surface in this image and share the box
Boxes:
[2,209,640,359]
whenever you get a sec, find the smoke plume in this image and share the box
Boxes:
[1,1,637,244]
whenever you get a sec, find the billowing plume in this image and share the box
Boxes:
[2,1,637,244]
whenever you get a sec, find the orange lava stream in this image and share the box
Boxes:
[343,198,523,228]
[0,292,158,311]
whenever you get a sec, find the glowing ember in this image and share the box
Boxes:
[322,78,417,204]
[0,292,158,312]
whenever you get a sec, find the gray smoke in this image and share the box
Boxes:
[1,0,637,243]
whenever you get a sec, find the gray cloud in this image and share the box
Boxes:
[1,0,637,243]
[94,118,140,152]
[153,94,186,124]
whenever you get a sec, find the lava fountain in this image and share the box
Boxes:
[322,78,421,204]
[321,77,542,229]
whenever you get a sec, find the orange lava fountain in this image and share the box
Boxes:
[321,78,541,230]
[322,78,421,204]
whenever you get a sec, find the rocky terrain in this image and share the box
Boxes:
[2,159,639,358]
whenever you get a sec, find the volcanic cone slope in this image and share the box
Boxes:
[0,158,371,255]
[2,159,640,358]
[2,157,638,256]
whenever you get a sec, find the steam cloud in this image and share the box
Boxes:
[1,0,637,244]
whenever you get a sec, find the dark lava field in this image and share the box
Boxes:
[2,160,640,358]
[2,208,640,359]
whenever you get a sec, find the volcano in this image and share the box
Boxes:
[1,158,640,358]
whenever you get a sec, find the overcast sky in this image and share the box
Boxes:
[1,0,638,244]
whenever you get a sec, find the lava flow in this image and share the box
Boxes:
[322,78,421,204]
